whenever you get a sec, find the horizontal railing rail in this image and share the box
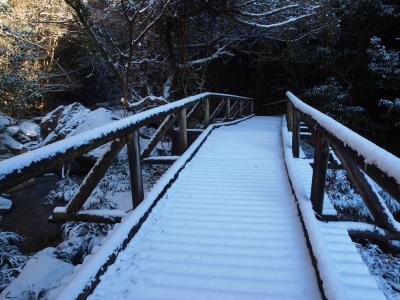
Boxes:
[286,91,400,240]
[0,92,253,223]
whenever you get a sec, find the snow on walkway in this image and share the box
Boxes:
[88,116,321,300]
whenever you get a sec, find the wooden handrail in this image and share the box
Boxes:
[0,92,251,193]
[286,91,400,235]
[0,92,252,223]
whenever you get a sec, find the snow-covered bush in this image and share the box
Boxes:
[304,77,348,109]
[368,36,400,89]
[0,231,27,291]
[326,169,372,220]
[46,177,80,204]
[55,223,111,265]
[357,243,400,299]
[378,98,400,115]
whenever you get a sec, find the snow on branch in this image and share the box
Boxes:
[186,43,234,67]
[233,12,316,29]
[235,4,299,18]
[124,95,168,111]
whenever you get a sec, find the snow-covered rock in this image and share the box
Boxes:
[42,104,119,147]
[0,196,12,212]
[5,125,19,137]
[40,105,65,137]
[0,113,14,133]
[0,248,73,299]
[1,134,27,155]
[74,107,119,135]
[75,108,120,159]
[39,104,120,174]
[19,121,41,141]
[42,103,90,145]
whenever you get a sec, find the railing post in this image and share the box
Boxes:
[286,101,293,131]
[332,144,398,232]
[238,101,243,118]
[225,98,231,120]
[292,109,300,158]
[250,99,254,114]
[310,130,330,217]
[127,130,144,209]
[65,139,125,214]
[178,108,188,153]
[204,98,210,126]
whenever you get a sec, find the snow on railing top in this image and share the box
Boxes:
[0,92,252,191]
[286,91,400,186]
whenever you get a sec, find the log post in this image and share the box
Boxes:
[177,108,188,153]
[310,130,330,216]
[140,114,176,159]
[238,101,243,118]
[250,99,254,114]
[65,139,126,214]
[292,109,300,158]
[225,98,231,120]
[210,100,224,122]
[204,98,210,126]
[286,101,293,131]
[127,130,144,209]
[187,102,201,120]
[332,144,399,232]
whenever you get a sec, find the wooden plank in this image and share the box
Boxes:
[332,144,399,232]
[142,156,178,165]
[348,228,400,243]
[140,114,176,158]
[51,208,125,224]
[65,139,126,214]
[127,130,144,209]
[310,130,330,216]
[292,109,300,158]
[177,108,188,153]
[54,119,228,300]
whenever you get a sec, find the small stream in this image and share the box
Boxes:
[1,174,64,255]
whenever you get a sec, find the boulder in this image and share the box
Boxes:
[1,134,27,155]
[42,103,90,145]
[40,105,65,138]
[12,132,32,144]
[0,248,73,299]
[5,125,19,137]
[0,196,12,212]
[19,121,41,141]
[0,113,14,133]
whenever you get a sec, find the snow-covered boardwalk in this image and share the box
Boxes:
[88,117,321,299]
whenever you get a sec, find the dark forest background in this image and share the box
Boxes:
[1,0,399,154]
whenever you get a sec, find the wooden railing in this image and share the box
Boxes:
[0,92,253,223]
[286,91,400,243]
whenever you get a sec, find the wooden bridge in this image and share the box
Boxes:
[0,92,399,300]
